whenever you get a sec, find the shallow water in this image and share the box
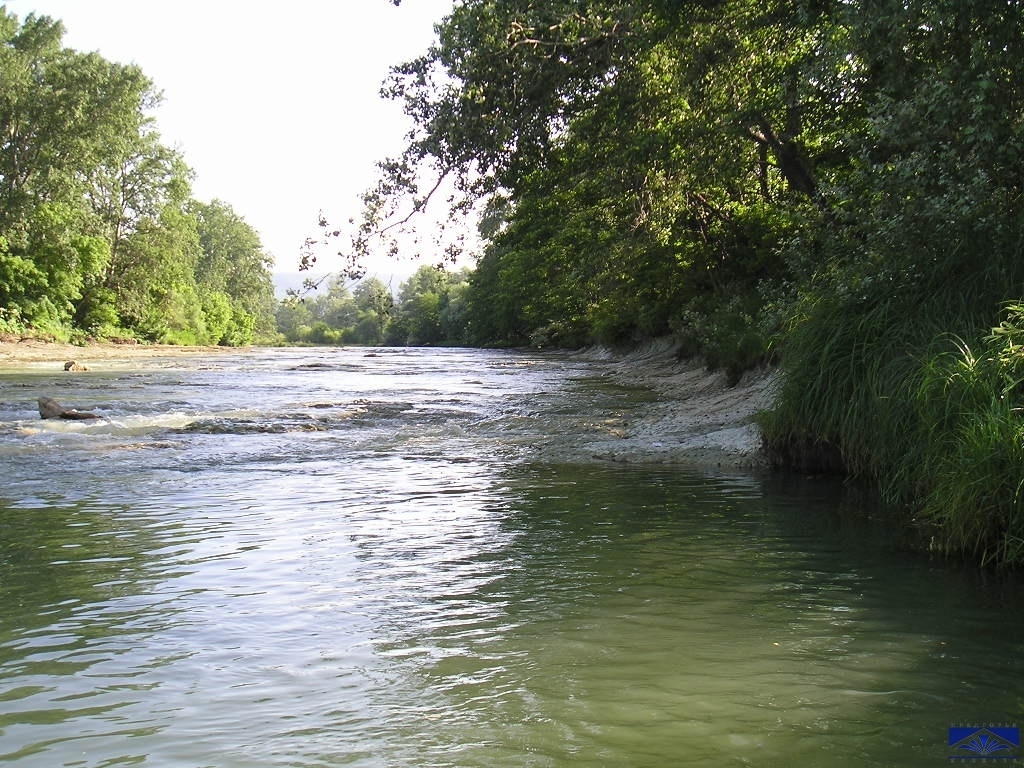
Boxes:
[0,347,1021,766]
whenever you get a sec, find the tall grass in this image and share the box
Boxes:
[912,309,1024,566]
[762,296,1024,568]
[758,288,949,482]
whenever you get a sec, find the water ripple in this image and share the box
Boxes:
[0,350,1022,766]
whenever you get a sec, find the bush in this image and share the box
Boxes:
[763,295,1024,567]
[671,294,771,385]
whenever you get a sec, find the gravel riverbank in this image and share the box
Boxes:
[576,340,778,469]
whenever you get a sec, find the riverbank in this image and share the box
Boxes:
[0,338,232,365]
[575,339,777,469]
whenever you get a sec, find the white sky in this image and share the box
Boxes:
[3,0,456,278]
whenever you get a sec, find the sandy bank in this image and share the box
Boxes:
[575,339,778,469]
[0,338,232,366]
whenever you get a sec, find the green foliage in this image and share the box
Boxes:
[114,206,202,340]
[388,266,473,346]
[201,291,233,345]
[141,280,206,345]
[275,298,314,342]
[225,305,257,347]
[0,9,276,346]
[74,286,121,336]
[307,321,344,345]
[370,0,851,355]
[0,249,49,321]
[760,289,935,477]
[351,277,393,345]
[192,200,277,342]
[757,0,1024,566]
[0,305,26,336]
[277,277,361,345]
[276,269,471,348]
[672,294,771,385]
[909,309,1024,567]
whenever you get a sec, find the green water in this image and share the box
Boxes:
[0,348,1021,766]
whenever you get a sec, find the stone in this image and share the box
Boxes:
[38,396,100,420]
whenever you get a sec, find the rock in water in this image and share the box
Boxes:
[38,396,100,420]
[38,397,65,419]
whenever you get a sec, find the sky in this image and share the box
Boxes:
[3,0,457,280]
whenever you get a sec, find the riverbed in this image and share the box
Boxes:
[0,347,1020,766]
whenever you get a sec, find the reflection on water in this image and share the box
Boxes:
[0,348,1022,767]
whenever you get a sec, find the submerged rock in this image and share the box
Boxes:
[38,396,100,420]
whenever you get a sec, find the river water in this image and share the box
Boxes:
[0,347,1021,767]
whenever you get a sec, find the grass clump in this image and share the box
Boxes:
[911,309,1024,566]
[763,298,1024,568]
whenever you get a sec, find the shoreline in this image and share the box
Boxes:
[575,339,777,469]
[0,339,234,366]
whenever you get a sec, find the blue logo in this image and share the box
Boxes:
[949,726,1019,761]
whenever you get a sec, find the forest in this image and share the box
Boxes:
[276,266,473,347]
[0,8,475,351]
[0,10,278,346]
[3,2,1024,567]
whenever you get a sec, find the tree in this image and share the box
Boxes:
[760,0,1024,564]
[352,276,393,345]
[275,296,314,342]
[307,0,864,360]
[117,205,204,343]
[388,265,471,346]
[323,1,852,275]
[0,10,171,334]
[274,275,398,346]
[0,9,279,345]
[316,277,360,331]
[0,201,110,332]
[192,199,277,344]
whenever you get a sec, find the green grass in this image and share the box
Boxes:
[910,313,1024,566]
[761,288,1024,568]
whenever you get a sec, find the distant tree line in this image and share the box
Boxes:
[0,10,276,345]
[277,265,472,347]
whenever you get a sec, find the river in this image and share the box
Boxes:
[0,347,1021,766]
